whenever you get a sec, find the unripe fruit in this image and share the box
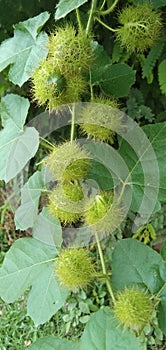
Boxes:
[31,24,93,110]
[79,97,123,143]
[46,142,90,182]
[55,248,96,290]
[84,191,124,237]
[47,182,84,225]
[114,286,154,332]
[116,4,163,53]
[48,24,93,76]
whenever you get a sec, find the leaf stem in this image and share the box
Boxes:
[70,103,76,142]
[86,0,97,35]
[95,232,116,305]
[99,0,119,15]
[76,8,83,31]
[95,17,117,32]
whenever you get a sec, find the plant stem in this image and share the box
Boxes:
[95,232,116,305]
[100,0,106,11]
[76,8,83,31]
[100,0,119,15]
[89,69,94,100]
[70,103,76,142]
[95,16,117,32]
[86,0,97,35]
[39,136,54,150]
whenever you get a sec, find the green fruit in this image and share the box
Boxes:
[114,286,154,332]
[55,248,96,290]
[48,24,93,76]
[116,4,163,53]
[48,183,84,225]
[84,191,124,237]
[47,142,90,182]
[80,97,123,143]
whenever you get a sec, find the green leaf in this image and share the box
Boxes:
[158,59,166,95]
[14,170,45,230]
[90,41,111,85]
[130,0,166,8]
[27,264,68,326]
[33,207,63,248]
[0,237,67,325]
[55,0,88,20]
[30,336,78,350]
[111,238,164,293]
[0,94,39,182]
[143,122,166,202]
[158,287,166,335]
[142,42,164,79]
[0,238,56,302]
[99,64,136,97]
[29,308,140,350]
[87,160,114,190]
[0,12,49,86]
[161,241,166,260]
[118,122,166,226]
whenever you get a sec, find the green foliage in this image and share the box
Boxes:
[0,12,50,86]
[126,88,154,123]
[92,63,136,97]
[0,94,39,182]
[29,308,140,350]
[142,42,164,79]
[0,0,166,349]
[0,238,68,325]
[158,60,166,95]
[55,0,88,20]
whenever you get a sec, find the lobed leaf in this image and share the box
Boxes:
[0,94,39,182]
[0,12,49,86]
[0,238,68,325]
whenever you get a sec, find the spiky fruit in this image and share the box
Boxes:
[31,59,86,110]
[84,191,124,237]
[31,24,93,110]
[55,248,96,290]
[114,286,154,332]
[46,142,90,182]
[48,24,93,76]
[48,183,84,224]
[116,4,163,53]
[79,98,123,143]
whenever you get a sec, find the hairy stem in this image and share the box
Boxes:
[95,232,116,305]
[86,0,97,35]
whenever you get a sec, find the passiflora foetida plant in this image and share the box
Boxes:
[0,0,166,349]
